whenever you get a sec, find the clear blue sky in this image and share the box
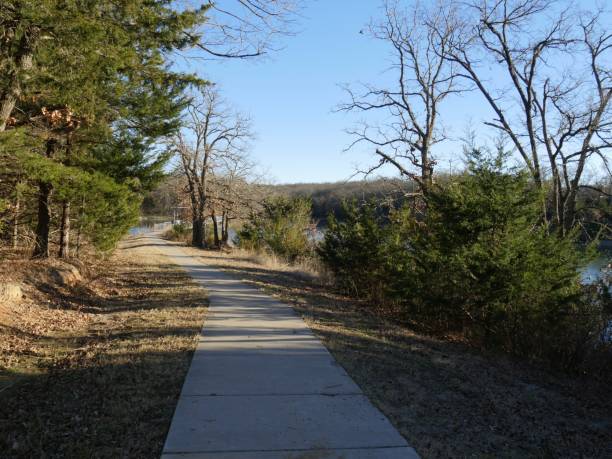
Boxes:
[176,0,606,184]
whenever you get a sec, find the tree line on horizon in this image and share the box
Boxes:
[144,172,609,244]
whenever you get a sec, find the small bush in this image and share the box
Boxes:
[238,197,313,262]
[164,223,191,243]
[318,201,410,302]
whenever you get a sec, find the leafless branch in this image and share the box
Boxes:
[340,0,465,192]
[191,0,303,59]
[168,86,253,246]
[446,0,611,233]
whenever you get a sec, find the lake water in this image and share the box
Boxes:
[582,256,611,286]
[129,217,172,236]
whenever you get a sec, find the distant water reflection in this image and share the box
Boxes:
[129,217,172,236]
[582,256,611,286]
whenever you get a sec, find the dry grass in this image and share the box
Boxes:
[226,248,330,285]
[162,226,192,245]
[0,237,208,458]
[183,245,612,459]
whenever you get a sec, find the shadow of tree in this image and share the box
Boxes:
[1,352,192,458]
[0,256,208,458]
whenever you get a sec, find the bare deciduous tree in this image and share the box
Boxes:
[189,0,303,58]
[339,0,464,192]
[170,87,252,247]
[207,150,258,246]
[446,0,611,234]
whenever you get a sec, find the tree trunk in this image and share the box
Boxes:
[562,190,578,237]
[221,211,229,245]
[11,196,20,249]
[32,140,56,258]
[420,146,433,194]
[192,215,204,247]
[212,210,220,248]
[0,28,38,132]
[32,181,52,258]
[58,132,73,258]
[74,196,85,257]
[58,201,70,258]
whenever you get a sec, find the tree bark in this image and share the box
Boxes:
[0,28,38,132]
[75,197,85,258]
[562,189,579,237]
[58,201,70,258]
[11,196,20,249]
[192,215,205,247]
[58,133,73,258]
[32,140,56,258]
[212,210,220,248]
[420,146,433,194]
[221,211,229,245]
[32,181,53,258]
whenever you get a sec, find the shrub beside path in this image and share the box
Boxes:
[149,234,419,459]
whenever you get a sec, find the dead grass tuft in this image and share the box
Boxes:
[233,248,331,284]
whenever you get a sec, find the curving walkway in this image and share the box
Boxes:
[149,235,419,459]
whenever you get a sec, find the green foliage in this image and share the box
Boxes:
[407,152,594,361]
[0,1,210,254]
[21,151,140,251]
[164,223,191,243]
[318,201,411,301]
[239,197,313,262]
[172,223,189,237]
[80,175,141,252]
[320,150,606,369]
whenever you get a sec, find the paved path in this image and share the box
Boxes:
[150,235,419,459]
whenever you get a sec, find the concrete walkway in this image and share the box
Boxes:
[151,235,419,459]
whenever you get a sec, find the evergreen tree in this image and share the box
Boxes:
[320,150,603,368]
[1,0,209,257]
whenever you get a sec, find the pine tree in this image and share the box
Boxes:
[1,0,208,257]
